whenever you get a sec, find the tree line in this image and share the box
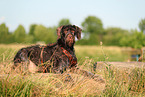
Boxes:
[0,16,145,49]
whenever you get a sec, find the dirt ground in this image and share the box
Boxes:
[97,61,145,69]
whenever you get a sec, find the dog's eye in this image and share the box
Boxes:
[71,30,75,33]
[64,30,68,34]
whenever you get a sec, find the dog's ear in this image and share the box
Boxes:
[75,26,82,40]
[56,26,63,39]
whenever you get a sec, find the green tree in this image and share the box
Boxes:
[28,24,37,35]
[0,23,13,43]
[139,18,145,32]
[120,30,145,49]
[33,25,57,43]
[34,25,48,42]
[103,27,129,45]
[0,23,8,43]
[24,35,35,43]
[47,27,57,43]
[120,18,145,49]
[26,24,37,43]
[13,24,26,43]
[81,16,104,45]
[81,16,103,34]
[58,18,71,26]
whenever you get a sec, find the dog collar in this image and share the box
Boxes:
[61,47,77,67]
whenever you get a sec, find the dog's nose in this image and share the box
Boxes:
[68,34,73,39]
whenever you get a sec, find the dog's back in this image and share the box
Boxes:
[13,43,58,73]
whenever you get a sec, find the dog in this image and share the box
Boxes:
[13,25,104,82]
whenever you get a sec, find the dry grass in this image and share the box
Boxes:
[0,44,145,97]
[0,62,105,97]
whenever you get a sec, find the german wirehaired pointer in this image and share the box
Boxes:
[13,25,104,82]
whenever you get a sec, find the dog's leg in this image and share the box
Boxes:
[13,57,38,73]
[28,60,39,73]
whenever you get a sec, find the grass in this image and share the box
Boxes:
[75,45,130,62]
[0,44,145,97]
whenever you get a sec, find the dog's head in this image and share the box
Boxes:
[57,25,82,48]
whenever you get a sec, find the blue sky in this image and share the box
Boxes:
[0,0,145,32]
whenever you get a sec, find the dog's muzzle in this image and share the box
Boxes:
[65,31,74,38]
[65,31,75,46]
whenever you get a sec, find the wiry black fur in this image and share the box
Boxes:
[13,25,81,73]
[13,25,105,83]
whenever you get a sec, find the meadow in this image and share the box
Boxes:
[0,44,145,97]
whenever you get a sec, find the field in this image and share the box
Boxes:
[0,44,145,97]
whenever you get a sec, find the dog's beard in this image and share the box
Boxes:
[66,39,75,47]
